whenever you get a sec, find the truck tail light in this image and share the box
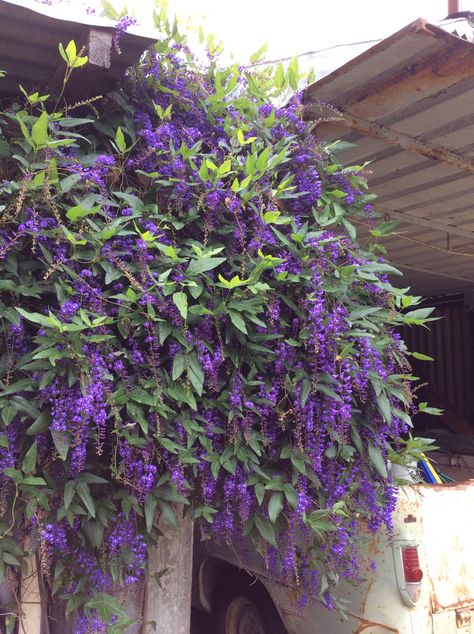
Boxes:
[402,546,423,603]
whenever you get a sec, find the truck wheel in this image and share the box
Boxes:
[216,594,266,634]
[215,587,286,634]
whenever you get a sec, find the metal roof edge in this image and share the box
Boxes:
[304,18,474,102]
[0,0,160,41]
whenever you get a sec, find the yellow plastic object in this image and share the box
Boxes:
[421,454,443,484]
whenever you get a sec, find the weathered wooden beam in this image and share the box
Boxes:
[87,28,113,69]
[19,539,41,634]
[140,508,193,634]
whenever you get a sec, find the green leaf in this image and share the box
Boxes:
[66,204,101,222]
[268,492,284,523]
[58,42,68,63]
[15,112,33,147]
[187,257,226,276]
[218,159,232,175]
[159,321,172,344]
[316,383,341,402]
[52,430,70,461]
[85,594,129,623]
[228,310,247,334]
[10,396,39,419]
[411,351,434,362]
[60,173,82,193]
[187,354,204,396]
[342,218,356,241]
[376,392,392,425]
[31,111,49,147]
[115,126,127,153]
[172,352,186,380]
[1,404,17,426]
[211,460,220,480]
[131,388,156,406]
[65,40,77,63]
[144,495,158,533]
[263,211,281,224]
[300,379,311,407]
[349,306,382,321]
[64,481,76,510]
[283,484,298,510]
[173,291,188,320]
[21,442,37,474]
[167,384,197,411]
[65,593,87,616]
[3,552,21,567]
[351,426,364,455]
[218,274,250,289]
[157,500,179,529]
[256,146,270,172]
[403,307,435,321]
[77,482,96,518]
[307,512,337,537]
[255,516,277,547]
[198,160,209,181]
[77,473,109,485]
[250,42,268,64]
[3,468,23,484]
[22,476,46,487]
[368,444,388,478]
[290,452,306,474]
[27,412,50,435]
[274,62,285,89]
[82,520,104,549]
[125,402,147,434]
[15,308,51,327]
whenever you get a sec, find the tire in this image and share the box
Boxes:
[215,583,286,634]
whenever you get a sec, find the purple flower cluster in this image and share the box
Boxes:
[0,13,419,626]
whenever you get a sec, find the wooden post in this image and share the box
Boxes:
[140,508,193,634]
[18,541,42,634]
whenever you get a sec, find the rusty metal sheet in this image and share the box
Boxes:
[368,155,436,183]
[390,87,474,138]
[413,482,474,613]
[305,21,444,106]
[377,174,472,206]
[305,18,474,296]
[306,21,474,118]
[370,163,460,196]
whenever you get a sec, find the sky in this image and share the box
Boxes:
[165,0,449,62]
[31,0,469,67]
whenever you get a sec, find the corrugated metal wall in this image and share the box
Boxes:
[401,295,474,428]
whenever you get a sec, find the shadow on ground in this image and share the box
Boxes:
[191,607,215,633]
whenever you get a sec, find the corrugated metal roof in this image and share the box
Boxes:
[304,19,474,296]
[0,0,157,100]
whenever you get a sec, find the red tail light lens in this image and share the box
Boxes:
[402,546,423,583]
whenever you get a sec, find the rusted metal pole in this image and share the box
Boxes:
[448,0,460,15]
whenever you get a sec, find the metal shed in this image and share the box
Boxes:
[304,18,474,298]
[304,19,474,437]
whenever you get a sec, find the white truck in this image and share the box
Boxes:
[192,472,474,634]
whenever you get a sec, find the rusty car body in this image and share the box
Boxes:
[193,479,474,633]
